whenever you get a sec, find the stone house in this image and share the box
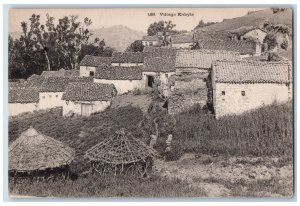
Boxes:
[170,33,196,49]
[168,50,241,114]
[229,27,267,44]
[142,35,161,47]
[80,55,112,77]
[111,52,144,67]
[93,66,144,95]
[196,32,261,57]
[39,77,71,109]
[143,55,176,97]
[62,82,117,116]
[212,60,292,118]
[9,88,40,116]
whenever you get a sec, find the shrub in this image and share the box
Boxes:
[281,39,289,50]
[132,88,142,95]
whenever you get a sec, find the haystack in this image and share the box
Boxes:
[9,126,75,174]
[85,128,158,176]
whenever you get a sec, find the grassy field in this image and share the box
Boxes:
[8,99,293,197]
[9,174,206,198]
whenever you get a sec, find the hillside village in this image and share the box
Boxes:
[9,31,292,118]
[7,8,294,198]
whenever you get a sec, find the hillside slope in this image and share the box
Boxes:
[195,8,292,33]
[89,25,145,51]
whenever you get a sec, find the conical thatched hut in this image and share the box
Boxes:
[85,128,158,177]
[9,126,75,179]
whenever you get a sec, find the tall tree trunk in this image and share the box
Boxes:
[45,51,51,71]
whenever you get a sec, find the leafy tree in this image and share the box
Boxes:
[263,33,278,51]
[126,40,144,52]
[194,20,216,30]
[281,39,289,50]
[9,13,111,79]
[147,21,176,36]
[78,39,115,63]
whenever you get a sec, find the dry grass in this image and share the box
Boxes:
[9,174,206,198]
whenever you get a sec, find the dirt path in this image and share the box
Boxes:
[111,94,152,113]
[153,153,293,197]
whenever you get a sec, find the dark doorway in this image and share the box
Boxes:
[89,71,94,77]
[147,75,154,88]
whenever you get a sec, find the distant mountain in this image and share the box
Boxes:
[9,25,146,52]
[194,8,292,33]
[89,25,145,51]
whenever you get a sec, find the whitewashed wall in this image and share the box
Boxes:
[80,66,96,77]
[242,29,267,44]
[111,63,143,67]
[9,103,39,116]
[39,92,64,109]
[213,83,290,118]
[142,41,160,46]
[63,100,111,116]
[94,79,145,94]
[172,43,193,49]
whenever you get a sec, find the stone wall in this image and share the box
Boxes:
[213,83,290,118]
[168,68,211,114]
[168,89,208,115]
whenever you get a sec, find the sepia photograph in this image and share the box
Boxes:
[7,7,294,198]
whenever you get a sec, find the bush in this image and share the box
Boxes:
[281,39,289,50]
[132,88,142,95]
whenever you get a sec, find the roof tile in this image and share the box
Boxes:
[176,50,240,68]
[62,82,117,101]
[213,60,291,84]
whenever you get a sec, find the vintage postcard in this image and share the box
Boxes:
[8,7,293,198]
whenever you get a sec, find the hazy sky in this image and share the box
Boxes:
[9,8,266,33]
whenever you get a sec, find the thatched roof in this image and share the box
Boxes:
[9,127,75,171]
[85,128,158,165]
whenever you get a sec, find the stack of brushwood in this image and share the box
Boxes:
[85,128,158,177]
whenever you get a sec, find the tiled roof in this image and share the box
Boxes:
[195,32,257,55]
[80,55,111,67]
[111,52,144,63]
[41,69,79,77]
[144,56,176,72]
[198,39,257,55]
[95,65,143,80]
[229,26,266,36]
[143,46,177,57]
[40,77,71,92]
[62,82,117,101]
[68,76,94,83]
[9,88,39,103]
[175,50,240,68]
[142,36,160,41]
[26,75,45,88]
[171,33,195,44]
[8,82,27,89]
[213,60,291,84]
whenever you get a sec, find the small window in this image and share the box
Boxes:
[56,95,58,98]
[149,42,153,46]
[129,80,132,82]
[203,78,207,82]
[221,91,225,95]
[49,95,52,98]
[42,96,45,99]
[165,74,168,78]
[90,71,94,77]
[241,91,245,96]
